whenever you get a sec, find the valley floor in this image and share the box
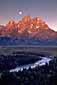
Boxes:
[0,45,57,56]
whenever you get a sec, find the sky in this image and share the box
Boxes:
[0,0,57,31]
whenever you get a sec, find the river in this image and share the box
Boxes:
[10,57,52,72]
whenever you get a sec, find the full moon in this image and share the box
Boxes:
[18,10,23,15]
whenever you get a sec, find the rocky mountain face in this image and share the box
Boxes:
[0,16,57,40]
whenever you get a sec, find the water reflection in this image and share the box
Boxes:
[10,57,52,72]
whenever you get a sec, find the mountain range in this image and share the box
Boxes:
[0,16,57,45]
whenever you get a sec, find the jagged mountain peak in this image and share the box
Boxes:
[22,16,31,22]
[6,19,16,27]
[0,16,57,39]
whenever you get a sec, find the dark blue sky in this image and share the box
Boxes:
[0,0,57,31]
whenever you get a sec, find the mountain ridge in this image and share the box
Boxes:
[0,16,57,40]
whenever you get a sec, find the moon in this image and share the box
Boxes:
[18,10,23,15]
